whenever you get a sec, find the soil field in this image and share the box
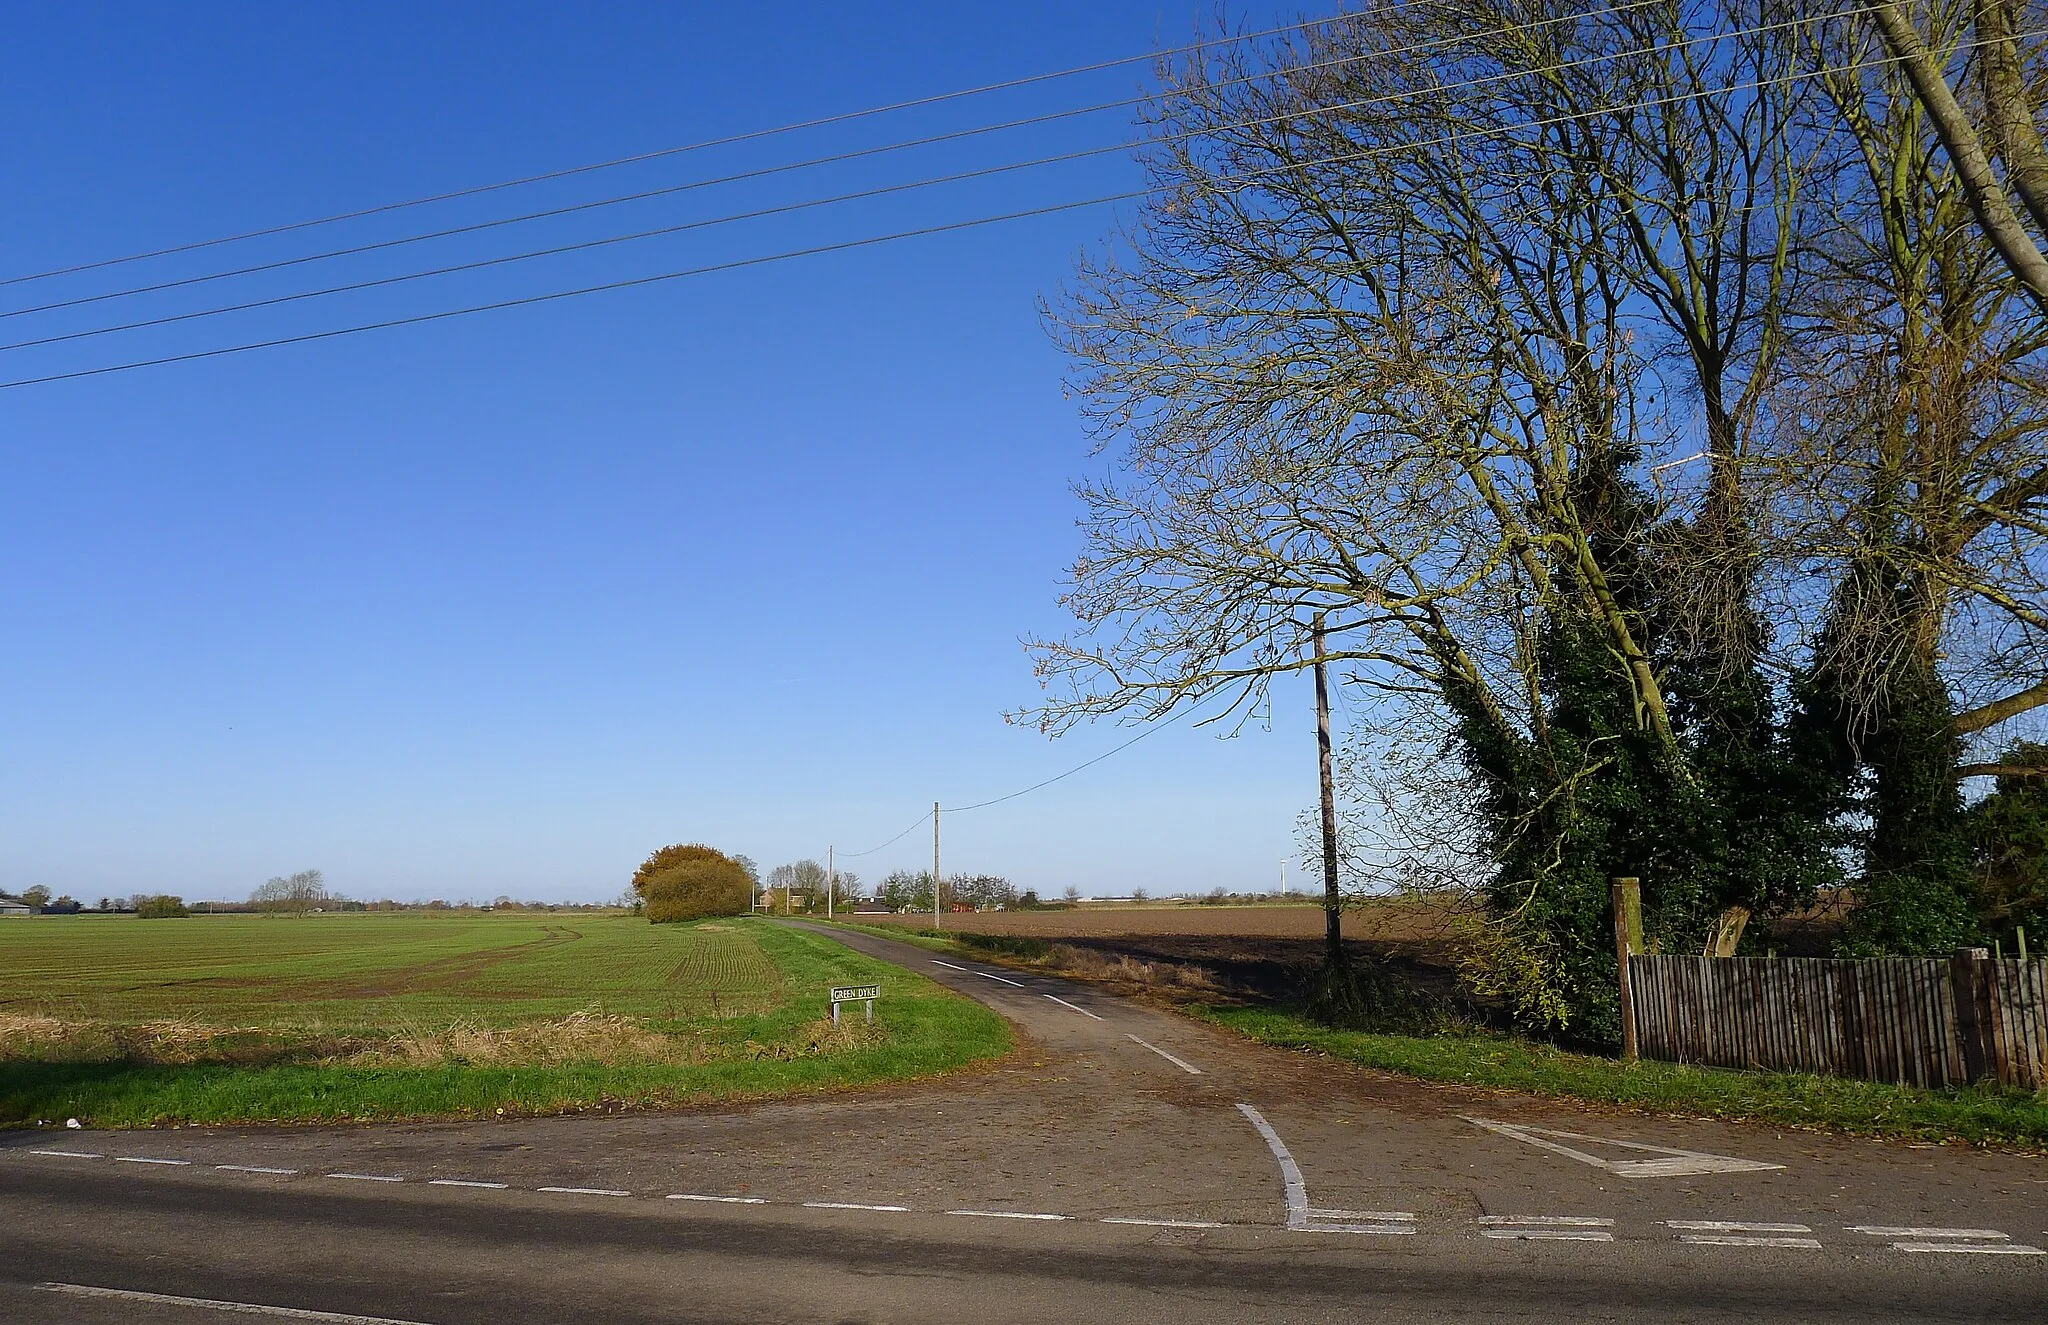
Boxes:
[851,900,1459,947]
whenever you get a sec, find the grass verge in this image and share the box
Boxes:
[1,922,1009,1129]
[1202,1005,2048,1151]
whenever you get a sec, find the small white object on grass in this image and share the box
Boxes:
[66,1118,81,1129]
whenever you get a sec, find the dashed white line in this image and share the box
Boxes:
[1126,1034,1202,1074]
[803,1201,910,1212]
[1894,1242,2045,1255]
[1680,1235,1822,1249]
[948,1209,1068,1221]
[537,1186,631,1197]
[931,959,970,972]
[1043,993,1105,1021]
[27,1150,101,1159]
[1311,1208,1415,1222]
[668,1193,769,1204]
[114,1157,190,1166]
[972,969,1027,988]
[1294,1222,1419,1236]
[326,1173,404,1183]
[427,1179,508,1189]
[1847,1225,2007,1239]
[1667,1220,1812,1234]
[218,1165,300,1176]
[1101,1217,1226,1229]
[1480,1216,1614,1243]
[37,1282,433,1324]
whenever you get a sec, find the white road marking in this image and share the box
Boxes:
[1293,1223,1419,1236]
[27,1149,101,1159]
[1126,1034,1202,1074]
[803,1201,910,1212]
[1311,1208,1415,1222]
[668,1193,768,1204]
[326,1173,403,1183]
[1100,1217,1226,1229]
[1894,1242,2045,1255]
[218,1166,299,1176]
[972,969,1027,988]
[1464,1116,1782,1178]
[114,1157,190,1166]
[37,1282,435,1324]
[537,1186,631,1197]
[1043,994,1105,1021]
[427,1179,507,1189]
[931,959,970,971]
[1235,1103,1310,1229]
[1666,1220,1811,1234]
[1481,1228,1615,1242]
[1479,1215,1614,1227]
[948,1209,1068,1220]
[1847,1226,2009,1239]
[1680,1235,1823,1249]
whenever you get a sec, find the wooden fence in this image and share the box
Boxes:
[1629,953,2048,1090]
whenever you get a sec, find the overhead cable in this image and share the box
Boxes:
[0,26,1980,392]
[0,5,1859,357]
[0,0,1670,321]
[0,6,1392,290]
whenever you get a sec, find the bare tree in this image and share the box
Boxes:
[251,869,330,916]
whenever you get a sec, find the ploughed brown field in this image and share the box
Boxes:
[849,900,1455,944]
[847,900,1467,1005]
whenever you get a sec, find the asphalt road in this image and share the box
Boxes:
[3,922,2045,1323]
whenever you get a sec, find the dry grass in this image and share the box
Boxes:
[1042,944,1222,992]
[346,1011,696,1068]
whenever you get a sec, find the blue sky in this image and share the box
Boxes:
[0,1,1329,904]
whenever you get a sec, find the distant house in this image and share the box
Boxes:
[0,895,32,917]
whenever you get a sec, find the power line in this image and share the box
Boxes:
[951,705,1205,813]
[0,5,1858,359]
[840,810,935,860]
[0,0,1669,323]
[0,24,1970,393]
[0,7,1391,291]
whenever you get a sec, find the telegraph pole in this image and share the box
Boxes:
[1313,615,1343,970]
[932,802,942,930]
[827,845,835,921]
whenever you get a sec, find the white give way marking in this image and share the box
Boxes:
[1464,1117,1783,1178]
[1236,1104,1414,1236]
[39,1282,434,1324]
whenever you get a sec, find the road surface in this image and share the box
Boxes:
[3,921,2044,1322]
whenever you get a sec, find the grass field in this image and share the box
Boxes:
[0,913,1009,1129]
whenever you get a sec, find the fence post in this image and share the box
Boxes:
[1951,947,1992,1083]
[1612,876,1643,1061]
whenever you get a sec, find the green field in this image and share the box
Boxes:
[0,913,1009,1128]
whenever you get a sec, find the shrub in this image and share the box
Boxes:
[134,894,189,919]
[631,844,734,899]
[643,857,752,924]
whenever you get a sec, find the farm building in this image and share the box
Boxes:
[0,894,33,916]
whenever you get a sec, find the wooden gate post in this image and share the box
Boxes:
[1612,877,1643,1061]
[1951,947,1993,1083]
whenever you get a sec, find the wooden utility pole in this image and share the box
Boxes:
[1313,616,1343,970]
[827,845,835,921]
[932,802,942,930]
[1611,876,1643,1060]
